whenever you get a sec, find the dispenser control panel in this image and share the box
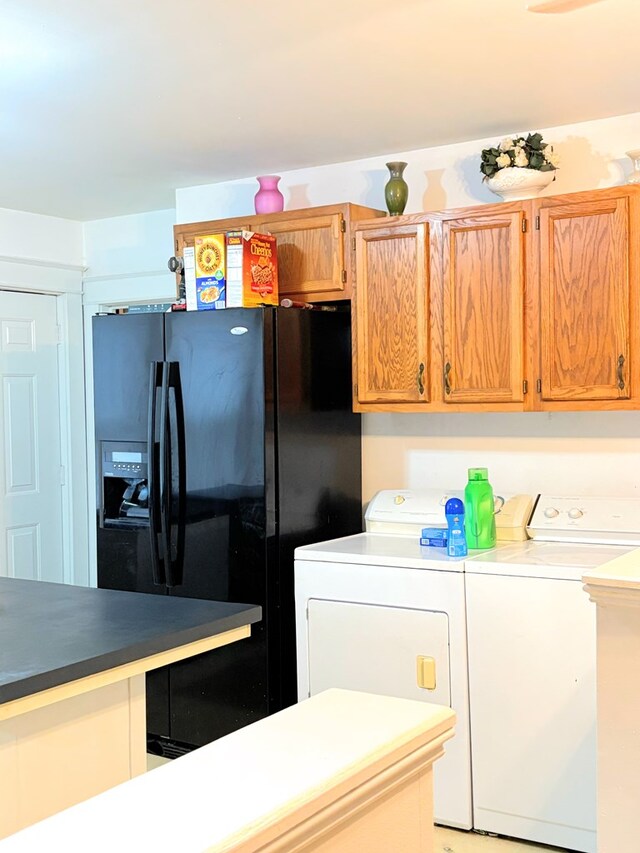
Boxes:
[101,441,148,479]
[111,452,144,475]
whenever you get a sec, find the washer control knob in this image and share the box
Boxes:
[568,508,583,519]
[544,507,559,518]
[394,495,405,505]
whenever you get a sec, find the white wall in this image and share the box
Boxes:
[83,208,176,305]
[175,110,640,504]
[176,112,640,222]
[362,412,640,505]
[0,206,83,268]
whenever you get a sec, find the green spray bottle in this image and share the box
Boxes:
[464,467,497,549]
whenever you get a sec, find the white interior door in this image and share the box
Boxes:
[0,291,63,581]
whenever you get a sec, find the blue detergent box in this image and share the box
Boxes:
[419,527,448,548]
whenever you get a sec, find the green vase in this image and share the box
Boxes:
[384,161,409,216]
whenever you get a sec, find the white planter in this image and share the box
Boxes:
[625,149,640,185]
[485,167,556,201]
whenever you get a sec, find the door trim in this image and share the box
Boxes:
[0,263,87,587]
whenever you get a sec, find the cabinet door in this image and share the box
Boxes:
[539,195,630,401]
[307,599,451,708]
[441,211,525,403]
[354,223,429,404]
[260,212,346,299]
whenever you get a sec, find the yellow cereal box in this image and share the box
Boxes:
[226,231,278,308]
[191,234,226,310]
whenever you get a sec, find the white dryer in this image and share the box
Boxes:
[294,489,504,830]
[465,495,640,853]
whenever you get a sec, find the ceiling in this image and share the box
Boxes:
[1,0,638,220]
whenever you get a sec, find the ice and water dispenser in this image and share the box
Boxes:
[99,441,149,527]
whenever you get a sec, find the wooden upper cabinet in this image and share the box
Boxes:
[439,209,525,404]
[255,211,346,300]
[173,203,384,303]
[538,192,631,402]
[354,222,429,406]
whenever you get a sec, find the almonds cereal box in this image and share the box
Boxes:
[191,234,226,310]
[226,231,278,308]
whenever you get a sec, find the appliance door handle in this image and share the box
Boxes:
[148,361,167,585]
[158,361,172,584]
[166,361,186,588]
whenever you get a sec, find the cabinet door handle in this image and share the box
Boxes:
[417,362,425,395]
[444,362,452,395]
[617,354,625,390]
[416,655,436,690]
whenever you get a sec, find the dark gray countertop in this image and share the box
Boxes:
[0,577,262,705]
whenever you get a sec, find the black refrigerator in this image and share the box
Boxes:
[92,307,362,756]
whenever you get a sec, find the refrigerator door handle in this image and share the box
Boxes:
[166,361,186,587]
[158,361,172,583]
[148,361,167,585]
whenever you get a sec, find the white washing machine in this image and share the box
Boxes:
[465,495,640,853]
[294,489,527,830]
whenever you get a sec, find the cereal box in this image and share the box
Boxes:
[191,234,226,310]
[226,231,278,308]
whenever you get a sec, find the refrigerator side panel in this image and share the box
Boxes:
[274,307,363,709]
[163,308,269,746]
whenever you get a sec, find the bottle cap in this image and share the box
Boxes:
[468,467,488,481]
[445,497,465,515]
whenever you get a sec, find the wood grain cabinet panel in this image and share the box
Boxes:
[441,211,525,404]
[255,213,345,299]
[173,204,384,303]
[538,195,631,402]
[354,223,429,405]
[350,187,640,413]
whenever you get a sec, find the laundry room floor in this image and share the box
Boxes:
[435,826,570,852]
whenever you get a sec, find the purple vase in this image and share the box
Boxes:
[254,175,284,214]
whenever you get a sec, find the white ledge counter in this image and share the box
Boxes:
[0,577,261,840]
[583,548,640,853]
[0,689,455,853]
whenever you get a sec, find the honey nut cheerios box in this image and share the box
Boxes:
[190,233,226,310]
[226,231,279,308]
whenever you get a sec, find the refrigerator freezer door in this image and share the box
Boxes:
[93,313,170,740]
[93,313,166,596]
[93,313,165,443]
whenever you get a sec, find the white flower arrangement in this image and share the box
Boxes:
[480,133,559,179]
